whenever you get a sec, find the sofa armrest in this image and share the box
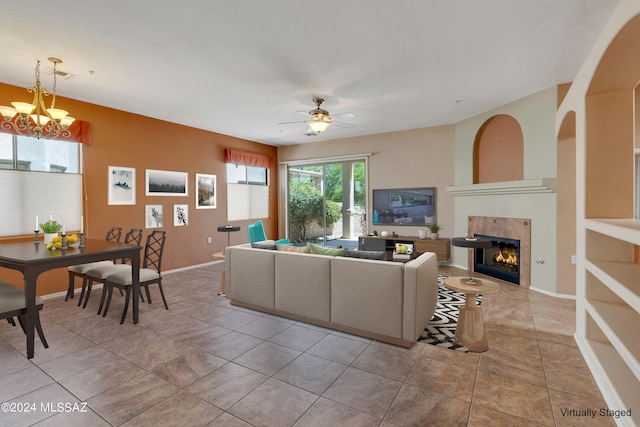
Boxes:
[403,252,438,341]
[226,245,276,308]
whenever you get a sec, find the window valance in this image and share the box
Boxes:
[0,119,91,145]
[224,148,272,169]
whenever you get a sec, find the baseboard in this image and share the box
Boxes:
[163,260,223,275]
[41,283,104,300]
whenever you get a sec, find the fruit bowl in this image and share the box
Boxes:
[45,234,79,250]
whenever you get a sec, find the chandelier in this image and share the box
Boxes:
[0,57,75,139]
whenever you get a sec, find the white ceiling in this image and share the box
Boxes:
[0,0,618,146]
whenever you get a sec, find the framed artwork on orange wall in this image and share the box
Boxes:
[108,166,135,205]
[196,173,216,209]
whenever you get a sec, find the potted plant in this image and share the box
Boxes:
[40,220,62,244]
[429,223,442,240]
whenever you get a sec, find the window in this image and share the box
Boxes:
[226,164,269,221]
[0,132,82,237]
[0,133,80,172]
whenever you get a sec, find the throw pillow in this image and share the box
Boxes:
[251,240,277,250]
[309,243,347,257]
[277,243,310,253]
[346,250,386,260]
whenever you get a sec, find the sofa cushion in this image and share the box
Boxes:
[345,250,386,260]
[309,243,347,257]
[330,257,404,339]
[251,240,277,250]
[275,252,331,322]
[277,244,310,253]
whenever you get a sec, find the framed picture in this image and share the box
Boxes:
[108,166,136,205]
[174,204,188,226]
[196,173,216,209]
[145,169,188,196]
[145,205,163,228]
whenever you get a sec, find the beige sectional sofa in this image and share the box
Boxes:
[224,243,439,348]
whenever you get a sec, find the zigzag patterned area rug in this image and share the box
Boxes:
[418,276,482,352]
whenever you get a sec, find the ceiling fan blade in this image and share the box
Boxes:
[331,112,355,119]
[277,120,308,126]
[332,120,354,129]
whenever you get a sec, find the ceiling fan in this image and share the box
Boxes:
[278,97,354,135]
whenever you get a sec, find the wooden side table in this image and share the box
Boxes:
[212,251,226,295]
[442,276,500,352]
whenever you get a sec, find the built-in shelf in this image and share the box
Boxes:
[583,336,640,417]
[585,219,640,245]
[586,300,640,380]
[447,178,557,197]
[582,218,640,425]
[585,260,640,313]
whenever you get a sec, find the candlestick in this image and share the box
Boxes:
[78,232,85,248]
[34,230,40,245]
[61,233,68,250]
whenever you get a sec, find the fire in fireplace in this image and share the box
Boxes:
[473,234,520,285]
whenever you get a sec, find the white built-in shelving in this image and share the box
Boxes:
[581,218,640,425]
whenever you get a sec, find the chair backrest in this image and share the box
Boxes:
[247,220,267,243]
[105,227,123,242]
[119,228,143,264]
[125,228,143,246]
[143,230,166,273]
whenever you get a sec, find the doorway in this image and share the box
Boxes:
[287,160,366,248]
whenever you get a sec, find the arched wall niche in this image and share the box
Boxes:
[585,13,640,219]
[473,114,524,184]
[588,13,640,96]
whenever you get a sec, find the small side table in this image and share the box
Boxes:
[443,276,500,352]
[217,225,241,247]
[212,251,226,296]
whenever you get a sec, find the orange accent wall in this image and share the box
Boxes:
[0,82,278,296]
[474,114,524,183]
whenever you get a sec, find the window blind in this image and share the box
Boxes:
[0,170,82,237]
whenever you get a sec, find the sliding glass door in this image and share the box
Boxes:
[287,160,366,248]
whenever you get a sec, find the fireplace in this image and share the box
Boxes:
[473,234,520,285]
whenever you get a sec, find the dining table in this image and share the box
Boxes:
[0,238,141,359]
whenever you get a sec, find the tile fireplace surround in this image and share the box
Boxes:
[468,216,531,288]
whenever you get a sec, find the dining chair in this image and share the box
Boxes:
[0,281,48,348]
[97,230,167,324]
[66,227,123,304]
[79,228,143,309]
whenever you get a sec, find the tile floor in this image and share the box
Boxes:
[0,263,615,426]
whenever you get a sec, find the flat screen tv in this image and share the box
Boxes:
[372,187,436,226]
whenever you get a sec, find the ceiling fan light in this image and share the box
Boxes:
[46,108,69,121]
[0,106,17,119]
[12,102,36,115]
[308,120,330,133]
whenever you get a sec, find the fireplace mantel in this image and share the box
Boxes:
[447,178,557,197]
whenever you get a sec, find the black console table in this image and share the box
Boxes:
[358,235,450,262]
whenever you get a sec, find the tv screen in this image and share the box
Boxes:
[372,187,436,226]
